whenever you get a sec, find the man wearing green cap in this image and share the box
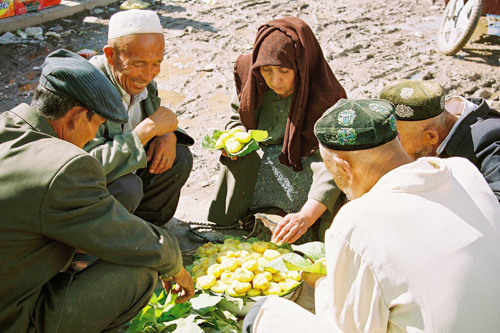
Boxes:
[0,49,194,333]
[379,79,500,202]
[242,99,500,333]
[85,9,194,226]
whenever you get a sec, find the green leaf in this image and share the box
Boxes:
[220,309,237,322]
[221,291,244,310]
[211,308,238,332]
[129,305,156,332]
[149,292,159,307]
[217,319,239,333]
[264,253,306,272]
[227,139,259,157]
[243,237,260,244]
[282,254,313,271]
[128,315,150,333]
[190,293,222,311]
[167,314,204,333]
[202,134,216,151]
[156,291,167,305]
[291,242,325,262]
[249,130,269,142]
[301,258,327,274]
[159,302,192,322]
[212,130,226,141]
[278,242,293,252]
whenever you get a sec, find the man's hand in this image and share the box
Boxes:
[272,199,327,244]
[135,106,178,146]
[161,267,195,304]
[147,132,177,174]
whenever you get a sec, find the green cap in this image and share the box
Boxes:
[40,49,128,124]
[314,99,397,151]
[379,79,445,121]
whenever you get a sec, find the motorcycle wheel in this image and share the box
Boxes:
[437,0,484,55]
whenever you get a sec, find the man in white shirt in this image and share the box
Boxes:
[242,99,500,333]
[379,79,500,202]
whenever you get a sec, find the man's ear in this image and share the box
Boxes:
[68,106,87,123]
[103,45,116,66]
[333,155,354,183]
[423,129,439,145]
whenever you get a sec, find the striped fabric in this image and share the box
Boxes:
[40,49,128,124]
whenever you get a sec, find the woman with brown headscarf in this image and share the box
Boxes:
[208,17,347,244]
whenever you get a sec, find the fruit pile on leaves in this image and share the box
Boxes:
[127,237,326,333]
[202,128,269,156]
[192,237,302,298]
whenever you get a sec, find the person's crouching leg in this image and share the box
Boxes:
[135,145,193,226]
[35,261,157,333]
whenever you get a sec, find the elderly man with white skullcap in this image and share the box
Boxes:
[86,9,194,225]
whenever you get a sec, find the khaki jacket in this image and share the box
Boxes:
[0,105,183,332]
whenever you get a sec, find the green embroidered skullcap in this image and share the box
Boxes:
[40,49,128,124]
[379,79,445,121]
[314,99,397,151]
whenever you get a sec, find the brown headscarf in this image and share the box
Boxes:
[234,17,347,171]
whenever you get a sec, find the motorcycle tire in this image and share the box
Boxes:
[437,0,484,55]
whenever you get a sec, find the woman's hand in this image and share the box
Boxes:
[221,149,237,160]
[272,199,327,244]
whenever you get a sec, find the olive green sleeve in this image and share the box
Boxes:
[39,154,183,277]
[83,124,148,184]
[307,150,342,216]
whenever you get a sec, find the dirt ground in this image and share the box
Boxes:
[1,0,500,251]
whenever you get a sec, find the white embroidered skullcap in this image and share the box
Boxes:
[108,9,163,40]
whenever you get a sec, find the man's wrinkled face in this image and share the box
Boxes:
[106,34,165,96]
[396,120,433,160]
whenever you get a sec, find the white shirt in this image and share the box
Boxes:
[116,84,148,133]
[315,157,500,332]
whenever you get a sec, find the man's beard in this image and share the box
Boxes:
[330,166,356,202]
[411,145,433,160]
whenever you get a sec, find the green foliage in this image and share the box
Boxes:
[201,129,269,157]
[264,248,327,275]
[291,242,326,262]
[127,289,239,333]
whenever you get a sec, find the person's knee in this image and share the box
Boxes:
[174,145,193,178]
[107,174,144,213]
[111,264,158,308]
[121,265,158,291]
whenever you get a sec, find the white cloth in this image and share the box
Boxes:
[316,157,500,332]
[108,9,163,40]
[120,87,148,133]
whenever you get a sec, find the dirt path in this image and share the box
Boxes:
[1,0,499,251]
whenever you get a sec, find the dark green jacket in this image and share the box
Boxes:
[84,55,194,183]
[0,104,183,332]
